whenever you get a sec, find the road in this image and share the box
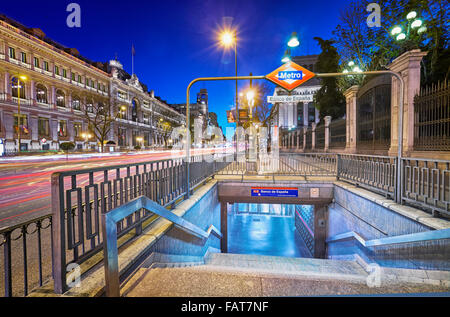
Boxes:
[0,148,224,229]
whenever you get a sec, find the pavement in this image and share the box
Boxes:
[123,253,450,297]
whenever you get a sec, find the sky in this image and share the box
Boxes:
[1,0,350,129]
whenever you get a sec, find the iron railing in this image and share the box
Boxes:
[2,152,450,297]
[0,214,53,297]
[102,195,222,297]
[315,124,325,151]
[413,80,450,151]
[337,154,397,199]
[401,157,450,217]
[51,153,232,293]
[329,118,346,149]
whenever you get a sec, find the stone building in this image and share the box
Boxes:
[0,14,184,153]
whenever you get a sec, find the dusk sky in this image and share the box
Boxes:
[1,0,349,129]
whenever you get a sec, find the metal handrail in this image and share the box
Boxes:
[101,195,222,297]
[326,228,450,248]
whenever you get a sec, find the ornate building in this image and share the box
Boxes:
[0,15,184,154]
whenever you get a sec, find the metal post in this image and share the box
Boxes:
[185,75,266,198]
[17,79,21,153]
[51,172,67,294]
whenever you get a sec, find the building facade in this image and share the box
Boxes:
[0,15,185,154]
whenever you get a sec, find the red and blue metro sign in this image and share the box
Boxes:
[266,61,315,92]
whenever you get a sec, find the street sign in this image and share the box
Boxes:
[266,61,315,92]
[267,95,313,103]
[251,187,298,197]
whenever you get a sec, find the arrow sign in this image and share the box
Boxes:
[266,61,315,91]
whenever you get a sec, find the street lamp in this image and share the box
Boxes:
[218,27,239,154]
[246,89,255,120]
[81,132,92,150]
[390,10,426,45]
[12,74,27,153]
[281,49,291,63]
[287,32,300,48]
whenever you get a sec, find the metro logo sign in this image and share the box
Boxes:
[266,61,315,91]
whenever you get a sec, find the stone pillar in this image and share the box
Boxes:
[303,126,307,151]
[311,122,316,150]
[388,49,427,156]
[4,71,10,98]
[315,107,320,124]
[303,102,309,127]
[314,205,328,259]
[296,131,300,150]
[324,115,331,152]
[343,85,359,153]
[51,86,56,108]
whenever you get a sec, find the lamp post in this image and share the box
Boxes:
[219,28,239,154]
[281,32,299,63]
[81,132,92,150]
[12,75,27,153]
[390,11,426,49]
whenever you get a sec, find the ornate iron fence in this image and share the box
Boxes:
[329,118,346,149]
[401,157,450,217]
[356,79,391,151]
[0,214,53,297]
[315,124,325,151]
[414,80,450,151]
[337,154,397,199]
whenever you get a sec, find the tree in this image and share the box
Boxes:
[82,100,119,153]
[333,0,449,86]
[60,142,75,161]
[313,37,346,120]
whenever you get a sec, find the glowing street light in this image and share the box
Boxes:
[287,32,300,48]
[281,50,291,63]
[391,26,402,35]
[406,11,417,20]
[396,33,406,41]
[411,19,422,29]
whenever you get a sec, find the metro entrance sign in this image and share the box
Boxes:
[266,61,315,92]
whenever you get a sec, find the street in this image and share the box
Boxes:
[0,148,223,229]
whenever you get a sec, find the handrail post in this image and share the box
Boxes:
[51,172,67,294]
[102,213,120,297]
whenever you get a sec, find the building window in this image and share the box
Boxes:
[38,117,50,136]
[71,72,76,81]
[86,99,93,113]
[56,89,65,107]
[57,120,67,137]
[9,47,15,59]
[85,78,89,86]
[21,52,27,63]
[73,123,82,138]
[55,65,59,75]
[118,128,126,146]
[43,61,49,71]
[14,114,28,134]
[34,57,40,68]
[36,84,48,104]
[62,69,67,78]
[78,75,82,83]
[11,77,26,99]
[72,95,81,110]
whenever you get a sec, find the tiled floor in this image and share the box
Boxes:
[227,206,311,258]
